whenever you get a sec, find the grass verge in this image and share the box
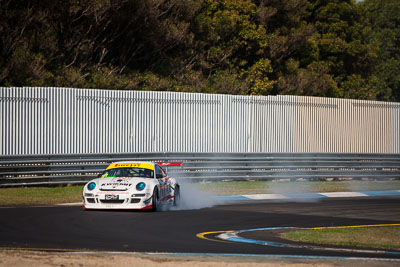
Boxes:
[281,226,400,251]
[0,180,399,206]
[195,180,400,195]
[0,185,84,206]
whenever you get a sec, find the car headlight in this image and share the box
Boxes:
[87,182,96,191]
[136,182,146,191]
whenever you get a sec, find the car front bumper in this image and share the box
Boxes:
[83,192,153,210]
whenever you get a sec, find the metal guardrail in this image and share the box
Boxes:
[0,153,399,187]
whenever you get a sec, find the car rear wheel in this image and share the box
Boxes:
[173,185,180,206]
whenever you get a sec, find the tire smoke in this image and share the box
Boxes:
[171,179,224,210]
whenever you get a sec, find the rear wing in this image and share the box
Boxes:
[156,162,182,173]
[156,162,183,167]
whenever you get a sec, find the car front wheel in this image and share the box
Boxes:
[152,188,158,211]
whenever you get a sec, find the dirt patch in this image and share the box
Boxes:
[0,250,334,267]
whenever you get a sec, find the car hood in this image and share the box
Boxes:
[97,177,147,191]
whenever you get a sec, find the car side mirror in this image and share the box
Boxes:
[156,174,163,179]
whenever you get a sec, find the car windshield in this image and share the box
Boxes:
[101,168,154,178]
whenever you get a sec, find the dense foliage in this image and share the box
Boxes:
[363,0,400,101]
[0,0,398,101]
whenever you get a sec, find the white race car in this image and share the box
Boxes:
[82,162,180,211]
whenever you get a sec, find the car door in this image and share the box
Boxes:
[155,164,170,201]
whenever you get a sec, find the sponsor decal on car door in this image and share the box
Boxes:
[156,165,173,202]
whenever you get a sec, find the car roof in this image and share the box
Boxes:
[111,161,156,165]
[105,161,157,171]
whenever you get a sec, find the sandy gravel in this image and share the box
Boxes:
[0,250,336,267]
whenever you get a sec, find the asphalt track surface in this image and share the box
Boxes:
[1,197,400,259]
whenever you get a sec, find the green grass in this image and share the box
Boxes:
[194,181,269,195]
[0,180,399,206]
[195,180,400,195]
[0,185,84,206]
[281,226,400,250]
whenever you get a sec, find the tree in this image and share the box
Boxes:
[192,0,274,95]
[276,0,378,99]
[0,0,386,101]
[363,0,400,101]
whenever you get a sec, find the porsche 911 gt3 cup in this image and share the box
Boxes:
[82,162,180,211]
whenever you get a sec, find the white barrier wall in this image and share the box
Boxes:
[1,87,399,155]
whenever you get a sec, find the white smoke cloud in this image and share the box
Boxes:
[170,179,225,210]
